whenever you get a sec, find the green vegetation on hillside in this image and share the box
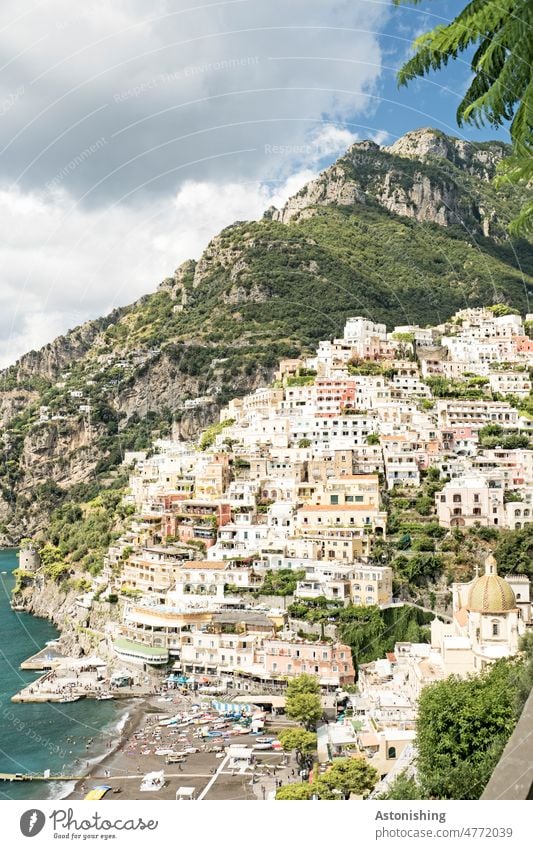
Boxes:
[288,600,432,665]
[31,478,129,583]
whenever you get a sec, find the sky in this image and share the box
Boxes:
[0,0,511,367]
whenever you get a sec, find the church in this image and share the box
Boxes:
[430,555,531,676]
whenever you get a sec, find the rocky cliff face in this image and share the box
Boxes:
[384,128,506,180]
[272,163,367,224]
[272,128,510,238]
[0,419,107,540]
[16,573,122,660]
[1,319,105,384]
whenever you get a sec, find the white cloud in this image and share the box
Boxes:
[0,0,391,366]
[0,0,388,200]
[0,169,315,367]
[308,125,361,160]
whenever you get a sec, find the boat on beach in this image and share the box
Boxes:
[159,713,183,727]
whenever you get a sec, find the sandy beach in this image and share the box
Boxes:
[67,694,294,801]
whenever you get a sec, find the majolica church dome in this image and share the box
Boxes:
[467,555,516,613]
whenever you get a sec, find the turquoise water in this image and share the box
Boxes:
[0,549,127,800]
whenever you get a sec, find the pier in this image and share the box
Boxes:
[20,643,64,670]
[13,650,157,703]
[0,773,83,782]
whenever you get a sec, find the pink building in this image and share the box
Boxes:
[263,639,355,686]
[315,378,357,414]
[514,336,533,354]
[163,500,231,549]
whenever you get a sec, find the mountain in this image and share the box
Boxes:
[0,127,531,543]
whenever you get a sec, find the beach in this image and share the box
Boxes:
[67,693,295,801]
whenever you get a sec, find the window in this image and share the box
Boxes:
[387,747,397,760]
[492,621,499,637]
[453,494,462,503]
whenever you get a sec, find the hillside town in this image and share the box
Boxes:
[16,306,533,795]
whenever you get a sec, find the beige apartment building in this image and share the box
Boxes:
[289,528,372,561]
[296,504,387,536]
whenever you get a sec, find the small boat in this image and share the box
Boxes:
[159,713,182,727]
[84,785,112,801]
[58,695,81,703]
[253,742,273,750]
[96,693,114,700]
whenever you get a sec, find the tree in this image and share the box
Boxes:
[377,771,425,800]
[286,673,320,697]
[415,495,433,516]
[314,757,378,799]
[261,569,305,596]
[394,0,533,235]
[285,692,323,730]
[416,661,519,799]
[285,674,323,729]
[278,728,317,767]
[275,782,313,800]
[494,525,533,577]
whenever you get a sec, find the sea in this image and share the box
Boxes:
[0,548,130,800]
